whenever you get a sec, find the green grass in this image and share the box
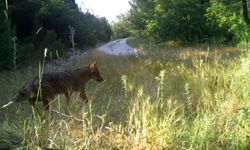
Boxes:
[1,38,250,149]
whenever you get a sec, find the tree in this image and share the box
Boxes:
[242,0,250,26]
[112,14,131,39]
[0,0,113,71]
[128,0,210,42]
[122,0,250,43]
[0,0,16,71]
[10,0,41,38]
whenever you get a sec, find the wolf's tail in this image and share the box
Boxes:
[10,93,20,102]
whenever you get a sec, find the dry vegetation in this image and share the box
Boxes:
[0,38,250,149]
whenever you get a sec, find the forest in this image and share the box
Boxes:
[0,0,112,71]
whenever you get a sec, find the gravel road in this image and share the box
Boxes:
[97,38,139,55]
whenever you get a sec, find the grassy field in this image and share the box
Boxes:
[1,38,250,149]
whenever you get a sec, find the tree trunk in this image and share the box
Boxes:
[242,0,250,26]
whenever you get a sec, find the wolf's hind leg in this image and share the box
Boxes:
[29,98,39,112]
[28,98,36,108]
[80,91,88,103]
[65,92,71,105]
[28,98,42,116]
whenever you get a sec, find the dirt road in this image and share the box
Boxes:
[97,38,139,55]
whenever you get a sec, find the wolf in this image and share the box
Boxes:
[11,61,104,110]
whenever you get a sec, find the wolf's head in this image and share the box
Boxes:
[88,61,104,82]
[11,77,38,102]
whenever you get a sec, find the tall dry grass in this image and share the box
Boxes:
[0,38,250,149]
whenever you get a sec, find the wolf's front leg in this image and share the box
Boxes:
[42,97,50,110]
[80,90,88,103]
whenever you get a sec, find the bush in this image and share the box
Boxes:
[205,1,249,43]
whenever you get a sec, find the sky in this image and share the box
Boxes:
[75,0,131,23]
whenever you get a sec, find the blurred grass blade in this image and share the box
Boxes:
[35,27,43,36]
[1,101,13,109]
[5,0,8,11]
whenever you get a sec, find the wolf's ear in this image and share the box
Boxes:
[89,61,97,71]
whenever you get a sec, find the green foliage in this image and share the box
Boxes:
[112,14,131,39]
[126,0,213,42]
[10,0,41,38]
[205,1,250,43]
[36,1,112,47]
[0,0,16,71]
[117,0,250,44]
[36,30,64,59]
[17,43,36,65]
[0,0,113,71]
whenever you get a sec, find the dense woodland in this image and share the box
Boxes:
[0,0,112,71]
[113,0,250,44]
